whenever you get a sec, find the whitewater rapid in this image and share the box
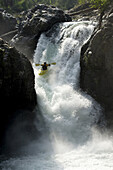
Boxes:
[1,21,113,170]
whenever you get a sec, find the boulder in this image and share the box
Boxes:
[0,38,37,146]
[11,4,72,60]
[80,9,113,128]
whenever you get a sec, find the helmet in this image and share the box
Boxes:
[44,62,46,64]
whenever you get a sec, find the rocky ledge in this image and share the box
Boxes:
[11,4,71,60]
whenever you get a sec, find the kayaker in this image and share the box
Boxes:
[41,62,51,70]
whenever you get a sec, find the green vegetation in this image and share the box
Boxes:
[0,0,79,13]
[0,0,36,13]
[79,0,112,12]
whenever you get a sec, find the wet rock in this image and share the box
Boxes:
[0,38,37,146]
[80,8,113,128]
[11,4,71,60]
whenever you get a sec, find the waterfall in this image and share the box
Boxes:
[1,21,113,170]
[33,21,102,149]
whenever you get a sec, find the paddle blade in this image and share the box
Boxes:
[51,62,56,65]
[35,64,40,66]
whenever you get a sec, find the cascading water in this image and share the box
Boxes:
[1,21,113,170]
[33,21,101,148]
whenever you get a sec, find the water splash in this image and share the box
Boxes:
[33,21,102,151]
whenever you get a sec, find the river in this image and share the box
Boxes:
[0,21,113,170]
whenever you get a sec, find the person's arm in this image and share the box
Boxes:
[47,64,51,66]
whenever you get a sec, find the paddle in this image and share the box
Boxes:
[51,62,56,65]
[35,64,40,66]
[35,62,56,66]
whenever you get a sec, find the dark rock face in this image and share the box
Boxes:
[11,4,72,59]
[0,38,37,146]
[0,38,36,110]
[80,9,113,127]
[0,10,17,36]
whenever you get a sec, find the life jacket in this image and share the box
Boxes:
[42,64,47,70]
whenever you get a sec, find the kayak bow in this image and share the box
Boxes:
[38,69,48,75]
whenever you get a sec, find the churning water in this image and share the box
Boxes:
[1,21,113,170]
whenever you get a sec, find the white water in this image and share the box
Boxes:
[1,21,113,170]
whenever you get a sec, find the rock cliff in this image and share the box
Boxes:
[0,38,37,147]
[80,7,113,128]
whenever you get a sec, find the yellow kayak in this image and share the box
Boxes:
[38,69,48,75]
